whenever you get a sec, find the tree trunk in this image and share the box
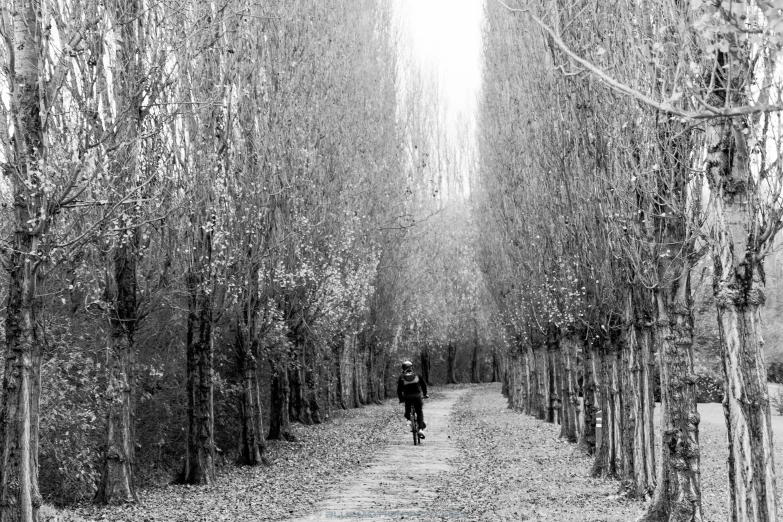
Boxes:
[638,323,657,495]
[578,334,598,455]
[491,350,501,382]
[96,237,138,503]
[592,334,621,479]
[446,343,458,384]
[503,354,513,405]
[523,344,533,415]
[559,335,580,442]
[536,343,549,421]
[699,35,777,522]
[179,260,216,485]
[267,351,294,441]
[235,324,267,466]
[1,2,46,519]
[471,336,481,384]
[288,346,312,424]
[547,325,561,424]
[622,287,656,499]
[96,0,142,501]
[420,349,431,386]
[1,250,43,522]
[334,340,346,410]
[641,278,702,522]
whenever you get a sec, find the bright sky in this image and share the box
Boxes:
[395,0,485,196]
[397,0,484,121]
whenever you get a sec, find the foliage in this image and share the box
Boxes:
[40,350,105,503]
[771,386,783,415]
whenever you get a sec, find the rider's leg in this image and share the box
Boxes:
[415,398,426,429]
[404,399,412,420]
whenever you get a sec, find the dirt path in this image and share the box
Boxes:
[289,388,468,521]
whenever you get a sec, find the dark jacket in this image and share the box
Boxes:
[397,371,427,401]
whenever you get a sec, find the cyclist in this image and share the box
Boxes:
[397,360,429,439]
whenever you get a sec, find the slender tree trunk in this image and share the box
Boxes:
[420,349,431,386]
[471,335,481,384]
[267,350,294,441]
[308,366,323,422]
[501,353,511,400]
[288,337,312,424]
[578,335,598,454]
[352,341,363,407]
[97,0,142,501]
[547,324,561,424]
[592,334,621,479]
[446,343,458,384]
[491,350,501,382]
[638,323,657,494]
[528,342,542,419]
[334,340,346,410]
[541,343,550,421]
[1,248,43,522]
[179,231,216,485]
[235,324,267,466]
[1,3,46,519]
[559,335,580,442]
[96,237,138,503]
[623,287,657,499]
[523,345,533,415]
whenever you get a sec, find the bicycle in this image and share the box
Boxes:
[410,403,421,445]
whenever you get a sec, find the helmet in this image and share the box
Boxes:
[401,361,413,371]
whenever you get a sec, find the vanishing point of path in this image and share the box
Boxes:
[289,388,468,522]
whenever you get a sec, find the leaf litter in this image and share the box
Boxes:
[54,402,399,522]
[50,383,783,522]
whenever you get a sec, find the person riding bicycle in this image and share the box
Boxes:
[397,361,429,439]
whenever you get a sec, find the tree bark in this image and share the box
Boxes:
[523,343,533,415]
[578,334,598,455]
[471,335,481,384]
[706,118,777,522]
[701,38,777,522]
[179,248,216,484]
[235,324,268,466]
[96,236,138,503]
[334,339,347,410]
[620,286,657,499]
[288,344,312,424]
[446,343,458,384]
[1,243,44,522]
[642,276,702,522]
[592,332,622,479]
[535,342,549,421]
[420,349,431,386]
[96,0,142,502]
[1,2,46,519]
[267,350,294,441]
[547,324,561,424]
[559,335,580,442]
[491,349,501,383]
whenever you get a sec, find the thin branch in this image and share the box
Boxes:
[494,0,783,120]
